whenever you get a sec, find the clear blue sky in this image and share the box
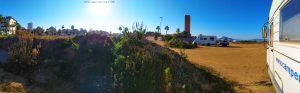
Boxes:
[0,0,271,40]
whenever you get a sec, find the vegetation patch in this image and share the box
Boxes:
[0,26,234,93]
[162,31,197,49]
[111,24,234,92]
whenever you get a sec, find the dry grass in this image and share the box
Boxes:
[1,34,73,40]
[148,37,275,93]
[178,44,275,93]
[0,35,14,39]
[0,68,27,93]
[33,35,74,40]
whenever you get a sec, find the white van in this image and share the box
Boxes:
[262,0,300,93]
[218,36,230,47]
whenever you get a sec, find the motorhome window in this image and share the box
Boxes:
[204,38,207,40]
[280,0,300,42]
[210,37,214,41]
[200,38,204,40]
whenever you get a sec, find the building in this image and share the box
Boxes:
[185,15,190,34]
[46,26,57,35]
[6,17,17,34]
[193,34,217,45]
[80,28,84,31]
[55,27,87,36]
[27,22,33,30]
[175,15,192,39]
[79,28,87,36]
[0,17,17,34]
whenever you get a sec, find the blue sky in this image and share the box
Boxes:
[0,0,271,40]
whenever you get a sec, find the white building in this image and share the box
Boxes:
[27,22,33,30]
[193,34,217,45]
[0,17,17,35]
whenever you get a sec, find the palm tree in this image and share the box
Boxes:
[164,25,169,35]
[118,26,122,33]
[156,26,160,33]
[61,25,64,29]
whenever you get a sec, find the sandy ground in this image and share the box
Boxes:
[148,38,275,93]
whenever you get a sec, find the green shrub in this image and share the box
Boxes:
[61,40,80,50]
[236,40,257,44]
[167,38,179,47]
[71,41,79,50]
[167,38,195,49]
[164,34,173,42]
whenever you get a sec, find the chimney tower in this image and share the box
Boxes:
[185,15,190,34]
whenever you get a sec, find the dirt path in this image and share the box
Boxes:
[148,38,275,93]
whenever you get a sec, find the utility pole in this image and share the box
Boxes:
[160,17,163,34]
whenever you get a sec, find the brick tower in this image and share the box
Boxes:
[185,15,190,34]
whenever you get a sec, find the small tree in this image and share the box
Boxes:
[155,26,161,40]
[132,22,146,39]
[176,28,180,33]
[16,22,22,31]
[71,25,74,30]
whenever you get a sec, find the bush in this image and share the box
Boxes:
[5,33,38,76]
[167,38,194,49]
[0,28,234,92]
[1,82,26,93]
[61,40,80,50]
[235,40,257,44]
[167,38,179,47]
[164,34,173,42]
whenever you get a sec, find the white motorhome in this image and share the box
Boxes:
[193,34,217,46]
[262,0,300,93]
